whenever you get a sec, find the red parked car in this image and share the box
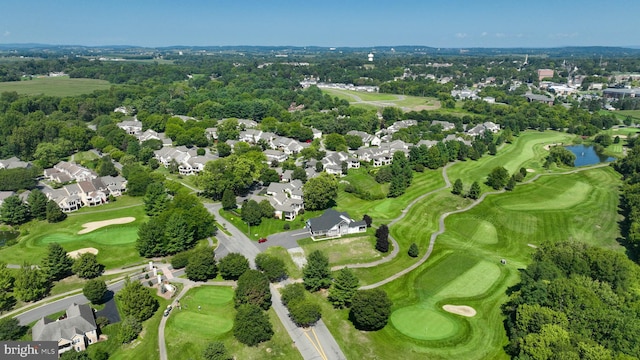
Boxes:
[258,237,268,243]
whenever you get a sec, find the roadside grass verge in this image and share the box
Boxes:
[165,286,301,360]
[262,246,302,279]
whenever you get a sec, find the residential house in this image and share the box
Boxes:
[32,303,98,354]
[306,209,367,238]
[264,150,289,164]
[98,175,127,197]
[237,119,258,129]
[0,156,32,169]
[264,180,305,221]
[46,162,98,183]
[0,191,15,207]
[385,120,417,134]
[239,130,276,145]
[311,128,323,139]
[205,128,218,141]
[346,130,382,147]
[322,151,359,175]
[137,129,173,146]
[602,88,639,99]
[116,118,143,135]
[77,181,107,207]
[430,120,456,132]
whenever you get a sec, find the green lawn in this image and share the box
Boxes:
[618,110,640,122]
[0,77,112,96]
[262,246,303,279]
[299,230,383,267]
[165,286,302,360]
[0,196,146,269]
[342,167,389,198]
[322,89,441,111]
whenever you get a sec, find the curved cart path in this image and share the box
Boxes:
[358,162,611,289]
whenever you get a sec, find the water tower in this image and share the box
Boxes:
[368,52,374,62]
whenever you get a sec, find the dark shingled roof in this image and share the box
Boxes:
[308,208,362,233]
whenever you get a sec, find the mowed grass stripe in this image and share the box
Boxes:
[434,260,501,300]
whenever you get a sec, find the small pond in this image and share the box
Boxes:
[564,144,615,167]
[0,230,19,247]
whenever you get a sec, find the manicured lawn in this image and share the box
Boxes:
[165,286,302,360]
[336,168,446,223]
[0,196,146,269]
[320,130,623,359]
[299,230,382,267]
[446,131,576,193]
[618,110,640,122]
[0,77,112,96]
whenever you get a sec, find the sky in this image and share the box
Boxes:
[1,0,638,48]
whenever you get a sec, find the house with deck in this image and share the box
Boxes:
[307,209,367,238]
[32,303,98,354]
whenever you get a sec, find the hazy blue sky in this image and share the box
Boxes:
[1,0,638,48]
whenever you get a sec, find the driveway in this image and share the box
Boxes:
[258,228,312,250]
[95,293,121,324]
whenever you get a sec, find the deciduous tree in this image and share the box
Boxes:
[486,166,510,190]
[350,289,392,331]
[303,173,338,211]
[185,247,217,282]
[202,341,232,360]
[143,182,169,216]
[46,200,66,223]
[234,269,271,310]
[452,178,463,195]
[255,253,287,282]
[233,304,273,346]
[14,264,50,302]
[221,188,236,210]
[218,253,249,280]
[83,279,108,304]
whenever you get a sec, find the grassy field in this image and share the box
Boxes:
[342,167,389,198]
[336,168,446,223]
[324,130,623,359]
[0,196,146,269]
[0,76,112,96]
[165,286,302,360]
[262,246,303,279]
[299,230,382,267]
[618,110,640,122]
[322,88,440,112]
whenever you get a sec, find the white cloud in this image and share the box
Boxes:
[550,32,578,39]
[455,33,468,38]
[481,32,488,37]
[495,33,506,38]
[3,31,10,37]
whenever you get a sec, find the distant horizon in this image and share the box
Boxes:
[1,1,639,49]
[1,42,639,50]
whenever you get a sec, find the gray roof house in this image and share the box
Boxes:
[32,303,98,354]
[307,209,367,238]
[0,156,32,169]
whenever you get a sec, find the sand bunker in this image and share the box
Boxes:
[543,143,562,151]
[67,247,98,259]
[78,217,136,234]
[526,168,535,173]
[442,305,476,317]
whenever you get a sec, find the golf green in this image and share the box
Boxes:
[391,306,458,340]
[167,286,235,339]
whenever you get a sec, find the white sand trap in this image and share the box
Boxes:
[443,305,476,317]
[67,247,98,259]
[526,168,535,173]
[78,217,136,234]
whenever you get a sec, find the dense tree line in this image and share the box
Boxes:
[614,140,640,259]
[137,189,216,257]
[503,242,640,359]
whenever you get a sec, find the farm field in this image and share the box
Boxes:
[165,286,301,360]
[0,76,112,96]
[0,196,146,269]
[322,88,440,112]
[325,130,623,359]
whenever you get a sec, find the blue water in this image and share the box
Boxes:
[0,230,19,247]
[564,145,615,167]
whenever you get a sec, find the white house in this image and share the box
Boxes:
[307,209,367,238]
[32,303,98,354]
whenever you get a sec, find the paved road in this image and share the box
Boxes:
[260,228,312,250]
[205,203,346,360]
[13,274,143,325]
